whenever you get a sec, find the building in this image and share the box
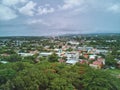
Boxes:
[67,41,79,45]
[39,52,52,57]
[66,59,78,65]
[65,51,79,65]
[18,53,34,57]
[65,52,79,60]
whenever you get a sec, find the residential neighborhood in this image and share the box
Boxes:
[0,34,120,69]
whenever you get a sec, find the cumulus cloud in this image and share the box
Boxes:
[59,0,120,13]
[26,19,51,26]
[37,7,55,15]
[107,4,120,13]
[19,1,37,16]
[2,0,28,6]
[59,0,84,10]
[0,5,17,20]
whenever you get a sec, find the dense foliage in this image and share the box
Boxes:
[0,61,120,90]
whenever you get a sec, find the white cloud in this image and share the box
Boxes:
[0,5,17,20]
[59,0,84,10]
[26,19,51,26]
[37,7,55,15]
[19,1,36,16]
[45,4,50,7]
[2,0,28,6]
[60,0,119,13]
[108,4,120,13]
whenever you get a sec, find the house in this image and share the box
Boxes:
[65,51,79,65]
[18,53,34,57]
[80,60,88,64]
[89,64,99,69]
[58,52,66,57]
[29,50,39,54]
[86,47,94,51]
[66,59,78,65]
[39,52,52,57]
[93,61,103,68]
[89,59,104,69]
[67,41,79,45]
[78,46,94,52]
[59,59,65,63]
[97,58,105,65]
[65,52,79,60]
[106,40,116,42]
[62,45,70,51]
[95,49,108,54]
[89,55,96,60]
[0,61,8,64]
[78,47,83,51]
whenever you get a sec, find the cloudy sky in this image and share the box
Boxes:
[0,0,120,36]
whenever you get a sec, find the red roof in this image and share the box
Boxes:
[93,61,102,65]
[59,59,65,63]
[80,60,88,64]
[97,58,104,62]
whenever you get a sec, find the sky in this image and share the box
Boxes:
[0,0,120,36]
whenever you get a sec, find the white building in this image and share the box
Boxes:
[66,59,79,65]
[39,52,52,57]
[89,55,96,60]
[18,53,34,57]
[0,61,8,64]
[95,49,108,54]
[68,41,79,45]
[65,52,79,60]
[65,52,79,65]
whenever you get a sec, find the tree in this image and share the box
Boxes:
[82,68,120,90]
[3,54,22,62]
[49,77,74,90]
[48,53,59,62]
[0,69,16,85]
[105,53,117,67]
[1,61,120,90]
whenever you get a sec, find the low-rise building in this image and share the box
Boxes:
[18,53,34,57]
[65,51,79,60]
[39,52,52,57]
[66,59,78,65]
